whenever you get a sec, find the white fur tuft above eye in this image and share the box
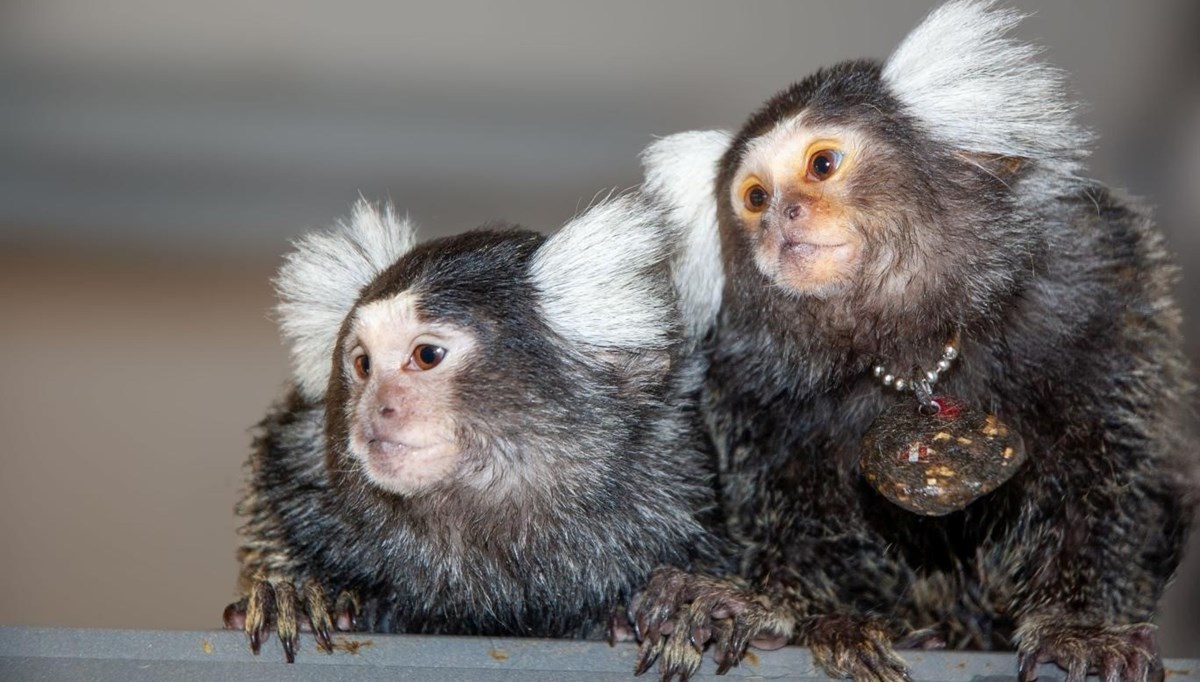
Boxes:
[275,199,417,400]
[641,130,732,342]
[531,194,675,353]
[883,0,1091,173]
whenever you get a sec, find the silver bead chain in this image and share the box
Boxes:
[871,344,959,393]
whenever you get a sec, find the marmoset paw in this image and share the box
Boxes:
[893,625,946,651]
[222,578,359,663]
[802,614,912,682]
[630,567,792,681]
[1015,619,1162,682]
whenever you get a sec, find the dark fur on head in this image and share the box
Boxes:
[637,2,1196,680]
[231,196,722,648]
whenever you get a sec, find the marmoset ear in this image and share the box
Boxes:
[882,0,1091,172]
[530,194,677,364]
[641,129,732,341]
[275,199,417,400]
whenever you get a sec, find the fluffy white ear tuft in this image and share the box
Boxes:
[531,193,675,353]
[275,199,417,399]
[641,130,732,341]
[883,0,1091,171]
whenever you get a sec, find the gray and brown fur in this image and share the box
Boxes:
[635,2,1197,681]
[225,194,725,660]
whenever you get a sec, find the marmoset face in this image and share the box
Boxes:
[339,292,477,496]
[730,120,878,298]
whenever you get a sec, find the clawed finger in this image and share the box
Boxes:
[303,580,334,654]
[230,580,357,662]
[245,579,275,656]
[711,619,741,675]
[635,636,666,677]
[858,639,913,682]
[658,623,703,682]
[274,581,299,663]
[1017,622,1164,682]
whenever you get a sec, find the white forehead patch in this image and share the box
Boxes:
[351,293,420,348]
[742,114,808,174]
[737,116,866,196]
[741,116,812,191]
[348,292,477,378]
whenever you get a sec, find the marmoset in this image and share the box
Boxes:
[633,2,1197,681]
[223,194,724,661]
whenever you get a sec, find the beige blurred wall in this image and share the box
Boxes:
[0,0,1197,658]
[0,251,284,630]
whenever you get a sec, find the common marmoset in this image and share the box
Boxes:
[633,2,1197,681]
[223,195,723,661]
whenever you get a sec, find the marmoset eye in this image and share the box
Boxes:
[411,344,445,370]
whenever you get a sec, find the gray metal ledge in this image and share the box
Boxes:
[1,626,1196,681]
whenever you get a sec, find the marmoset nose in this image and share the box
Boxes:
[373,384,409,421]
[784,204,806,221]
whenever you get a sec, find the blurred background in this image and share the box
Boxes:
[1,0,1197,656]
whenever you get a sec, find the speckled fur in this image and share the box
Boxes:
[232,206,723,650]
[690,6,1196,681]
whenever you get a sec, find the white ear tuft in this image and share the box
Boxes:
[883,0,1091,171]
[641,130,732,341]
[531,193,675,353]
[275,199,417,399]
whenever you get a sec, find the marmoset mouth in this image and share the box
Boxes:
[368,438,413,456]
[781,241,849,257]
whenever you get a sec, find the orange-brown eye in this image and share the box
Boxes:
[353,353,371,380]
[743,184,769,212]
[411,344,446,371]
[807,149,843,181]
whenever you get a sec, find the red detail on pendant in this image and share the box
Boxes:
[932,397,962,419]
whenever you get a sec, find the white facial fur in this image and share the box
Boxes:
[733,119,870,297]
[342,292,476,496]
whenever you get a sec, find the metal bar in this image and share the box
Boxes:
[2,626,1196,681]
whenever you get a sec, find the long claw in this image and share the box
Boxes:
[274,581,299,664]
[1015,620,1163,682]
[804,615,912,682]
[708,619,732,674]
[245,579,275,656]
[635,638,665,677]
[281,635,297,664]
[860,644,912,682]
[302,580,334,654]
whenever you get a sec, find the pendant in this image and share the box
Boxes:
[860,393,1026,516]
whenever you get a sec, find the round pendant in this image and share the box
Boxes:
[860,396,1026,516]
